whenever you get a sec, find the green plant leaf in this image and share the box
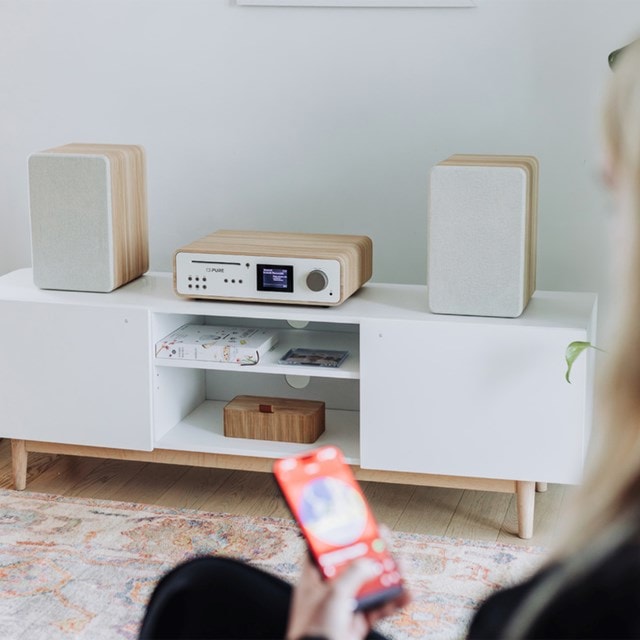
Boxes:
[565,341,601,383]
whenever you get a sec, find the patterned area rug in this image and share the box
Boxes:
[0,489,547,639]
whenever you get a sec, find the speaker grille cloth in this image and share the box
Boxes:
[29,154,113,291]
[428,165,527,317]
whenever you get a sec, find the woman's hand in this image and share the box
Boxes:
[286,553,409,640]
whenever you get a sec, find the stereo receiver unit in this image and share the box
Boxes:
[173,230,373,306]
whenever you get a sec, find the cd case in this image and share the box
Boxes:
[278,347,349,368]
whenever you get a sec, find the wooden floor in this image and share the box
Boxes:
[0,439,569,547]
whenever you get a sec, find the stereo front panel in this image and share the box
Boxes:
[174,252,342,304]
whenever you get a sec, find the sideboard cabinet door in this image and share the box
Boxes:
[360,319,589,484]
[0,301,152,450]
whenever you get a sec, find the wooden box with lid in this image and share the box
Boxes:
[223,395,325,444]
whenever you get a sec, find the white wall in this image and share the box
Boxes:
[1,0,638,297]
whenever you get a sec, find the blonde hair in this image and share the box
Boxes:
[496,41,640,638]
[554,39,640,557]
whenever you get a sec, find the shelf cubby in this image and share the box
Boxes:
[155,400,360,463]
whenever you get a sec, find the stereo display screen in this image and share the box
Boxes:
[257,264,294,293]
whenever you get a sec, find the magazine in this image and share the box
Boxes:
[278,347,349,368]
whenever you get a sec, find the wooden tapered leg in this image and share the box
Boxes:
[516,480,535,539]
[536,482,548,493]
[11,439,28,491]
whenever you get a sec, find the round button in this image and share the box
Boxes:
[306,270,328,292]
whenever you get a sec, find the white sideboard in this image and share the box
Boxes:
[0,268,597,538]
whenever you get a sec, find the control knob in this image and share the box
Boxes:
[306,269,328,292]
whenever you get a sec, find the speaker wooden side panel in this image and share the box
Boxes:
[525,157,539,300]
[109,145,148,288]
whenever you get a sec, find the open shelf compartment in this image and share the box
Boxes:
[155,400,360,463]
[152,314,360,379]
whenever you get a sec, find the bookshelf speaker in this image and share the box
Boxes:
[28,143,148,292]
[428,154,538,318]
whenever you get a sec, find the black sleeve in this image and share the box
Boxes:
[467,544,640,639]
[467,569,551,639]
